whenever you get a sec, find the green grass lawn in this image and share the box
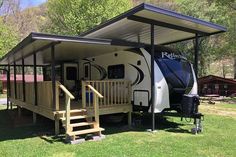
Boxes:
[0,103,235,157]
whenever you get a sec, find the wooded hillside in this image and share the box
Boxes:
[0,0,235,78]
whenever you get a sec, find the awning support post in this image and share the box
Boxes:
[22,58,25,102]
[51,45,56,110]
[151,24,155,132]
[13,61,17,99]
[7,64,10,109]
[33,53,37,106]
[194,34,199,78]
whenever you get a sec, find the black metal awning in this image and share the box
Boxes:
[81,3,226,45]
[0,3,226,65]
[0,33,134,65]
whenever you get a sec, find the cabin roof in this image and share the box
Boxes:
[198,75,236,85]
[82,3,226,45]
[0,3,226,65]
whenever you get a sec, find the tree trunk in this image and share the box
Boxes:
[234,56,236,79]
[222,63,226,78]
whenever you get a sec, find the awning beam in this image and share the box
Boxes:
[128,15,208,36]
[111,39,146,47]
[162,31,224,45]
[10,41,61,65]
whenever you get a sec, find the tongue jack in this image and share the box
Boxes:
[181,94,204,134]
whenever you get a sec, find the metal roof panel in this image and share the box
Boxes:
[82,3,226,45]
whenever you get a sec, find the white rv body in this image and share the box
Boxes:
[79,48,197,113]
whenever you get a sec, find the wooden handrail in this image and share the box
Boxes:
[86,84,103,131]
[87,85,103,98]
[59,84,75,99]
[57,83,75,134]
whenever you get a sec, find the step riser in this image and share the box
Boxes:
[62,122,95,128]
[60,116,87,121]
[57,109,87,114]
[70,112,86,117]
[59,109,104,143]
[68,128,105,136]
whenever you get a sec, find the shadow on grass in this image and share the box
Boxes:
[0,106,191,144]
[0,107,67,144]
[102,112,191,135]
[39,135,66,144]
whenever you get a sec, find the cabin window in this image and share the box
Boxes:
[66,67,77,80]
[108,64,124,79]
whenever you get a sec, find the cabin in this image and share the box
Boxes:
[0,3,226,143]
[198,75,236,96]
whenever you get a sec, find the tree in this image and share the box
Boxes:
[215,0,236,10]
[172,0,234,77]
[43,0,132,35]
[0,19,19,58]
[132,0,177,10]
[0,0,46,40]
[214,0,236,78]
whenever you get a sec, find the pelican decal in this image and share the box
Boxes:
[91,64,107,80]
[83,59,107,80]
[129,64,144,86]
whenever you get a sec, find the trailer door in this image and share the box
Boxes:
[64,63,78,90]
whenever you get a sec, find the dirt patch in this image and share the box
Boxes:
[200,105,236,118]
[200,97,236,104]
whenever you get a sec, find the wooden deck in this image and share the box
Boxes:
[10,98,131,120]
[58,99,131,115]
[9,80,132,140]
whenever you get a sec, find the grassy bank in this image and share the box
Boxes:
[0,103,235,157]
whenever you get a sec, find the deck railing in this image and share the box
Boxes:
[9,81,60,111]
[82,80,131,108]
[86,85,103,129]
[10,79,131,112]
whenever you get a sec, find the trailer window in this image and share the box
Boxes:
[108,64,124,79]
[66,67,77,80]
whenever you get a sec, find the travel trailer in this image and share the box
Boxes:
[42,45,202,134]
[78,46,197,114]
[43,45,198,114]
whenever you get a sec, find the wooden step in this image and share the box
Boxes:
[68,128,104,136]
[70,122,95,127]
[61,115,87,121]
[57,109,86,114]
